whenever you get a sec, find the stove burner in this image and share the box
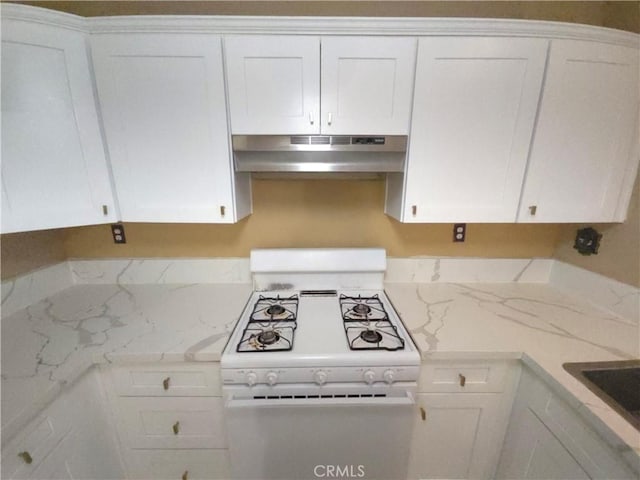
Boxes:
[257,330,280,345]
[360,329,383,344]
[266,304,286,316]
[352,304,371,316]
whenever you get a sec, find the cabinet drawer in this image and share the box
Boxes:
[111,363,221,396]
[127,449,230,480]
[118,397,227,449]
[1,396,73,479]
[419,360,511,393]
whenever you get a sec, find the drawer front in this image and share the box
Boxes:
[418,360,511,393]
[127,449,230,480]
[1,397,72,479]
[118,397,227,449]
[111,363,221,397]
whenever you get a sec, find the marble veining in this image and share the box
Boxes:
[1,262,73,318]
[69,258,251,285]
[385,257,553,284]
[385,282,640,453]
[2,257,639,456]
[550,261,640,323]
[1,280,252,443]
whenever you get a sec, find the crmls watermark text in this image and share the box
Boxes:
[313,465,365,478]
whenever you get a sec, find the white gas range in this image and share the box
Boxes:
[221,248,420,480]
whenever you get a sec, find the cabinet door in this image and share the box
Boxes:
[91,34,249,223]
[498,367,638,480]
[497,405,590,480]
[398,37,547,223]
[117,397,227,449]
[1,19,117,233]
[519,40,640,222]
[321,37,416,135]
[408,393,507,479]
[224,35,320,134]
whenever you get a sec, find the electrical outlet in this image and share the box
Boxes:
[453,223,466,242]
[111,223,126,244]
[573,227,601,255]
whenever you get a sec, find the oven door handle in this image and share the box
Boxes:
[226,393,415,408]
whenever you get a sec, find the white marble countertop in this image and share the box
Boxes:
[385,282,640,456]
[1,282,252,442]
[1,258,639,460]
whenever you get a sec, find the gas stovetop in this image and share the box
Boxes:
[220,248,421,387]
[236,294,298,352]
[234,292,406,353]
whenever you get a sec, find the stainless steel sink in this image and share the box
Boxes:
[563,360,640,431]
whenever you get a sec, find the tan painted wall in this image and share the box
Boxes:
[1,1,637,282]
[8,1,612,26]
[554,174,640,288]
[64,179,561,259]
[1,229,66,279]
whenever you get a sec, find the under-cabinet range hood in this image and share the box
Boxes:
[233,135,407,173]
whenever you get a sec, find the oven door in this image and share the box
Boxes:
[225,388,415,480]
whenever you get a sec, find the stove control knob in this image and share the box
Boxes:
[363,370,376,385]
[383,369,395,385]
[313,370,328,386]
[245,372,258,387]
[266,371,279,386]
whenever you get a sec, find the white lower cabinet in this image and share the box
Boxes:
[497,404,590,479]
[408,360,521,480]
[1,369,124,480]
[102,363,230,480]
[128,449,230,480]
[118,397,227,449]
[496,366,638,480]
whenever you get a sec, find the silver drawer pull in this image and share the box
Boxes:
[173,421,180,435]
[163,377,170,390]
[459,374,466,387]
[412,205,417,216]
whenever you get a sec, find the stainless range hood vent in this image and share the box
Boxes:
[233,135,407,173]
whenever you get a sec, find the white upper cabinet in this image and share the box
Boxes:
[518,40,640,223]
[224,36,320,135]
[1,18,117,233]
[320,37,416,135]
[224,35,416,135]
[387,37,548,223]
[91,34,251,223]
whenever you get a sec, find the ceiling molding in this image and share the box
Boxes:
[2,3,638,48]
